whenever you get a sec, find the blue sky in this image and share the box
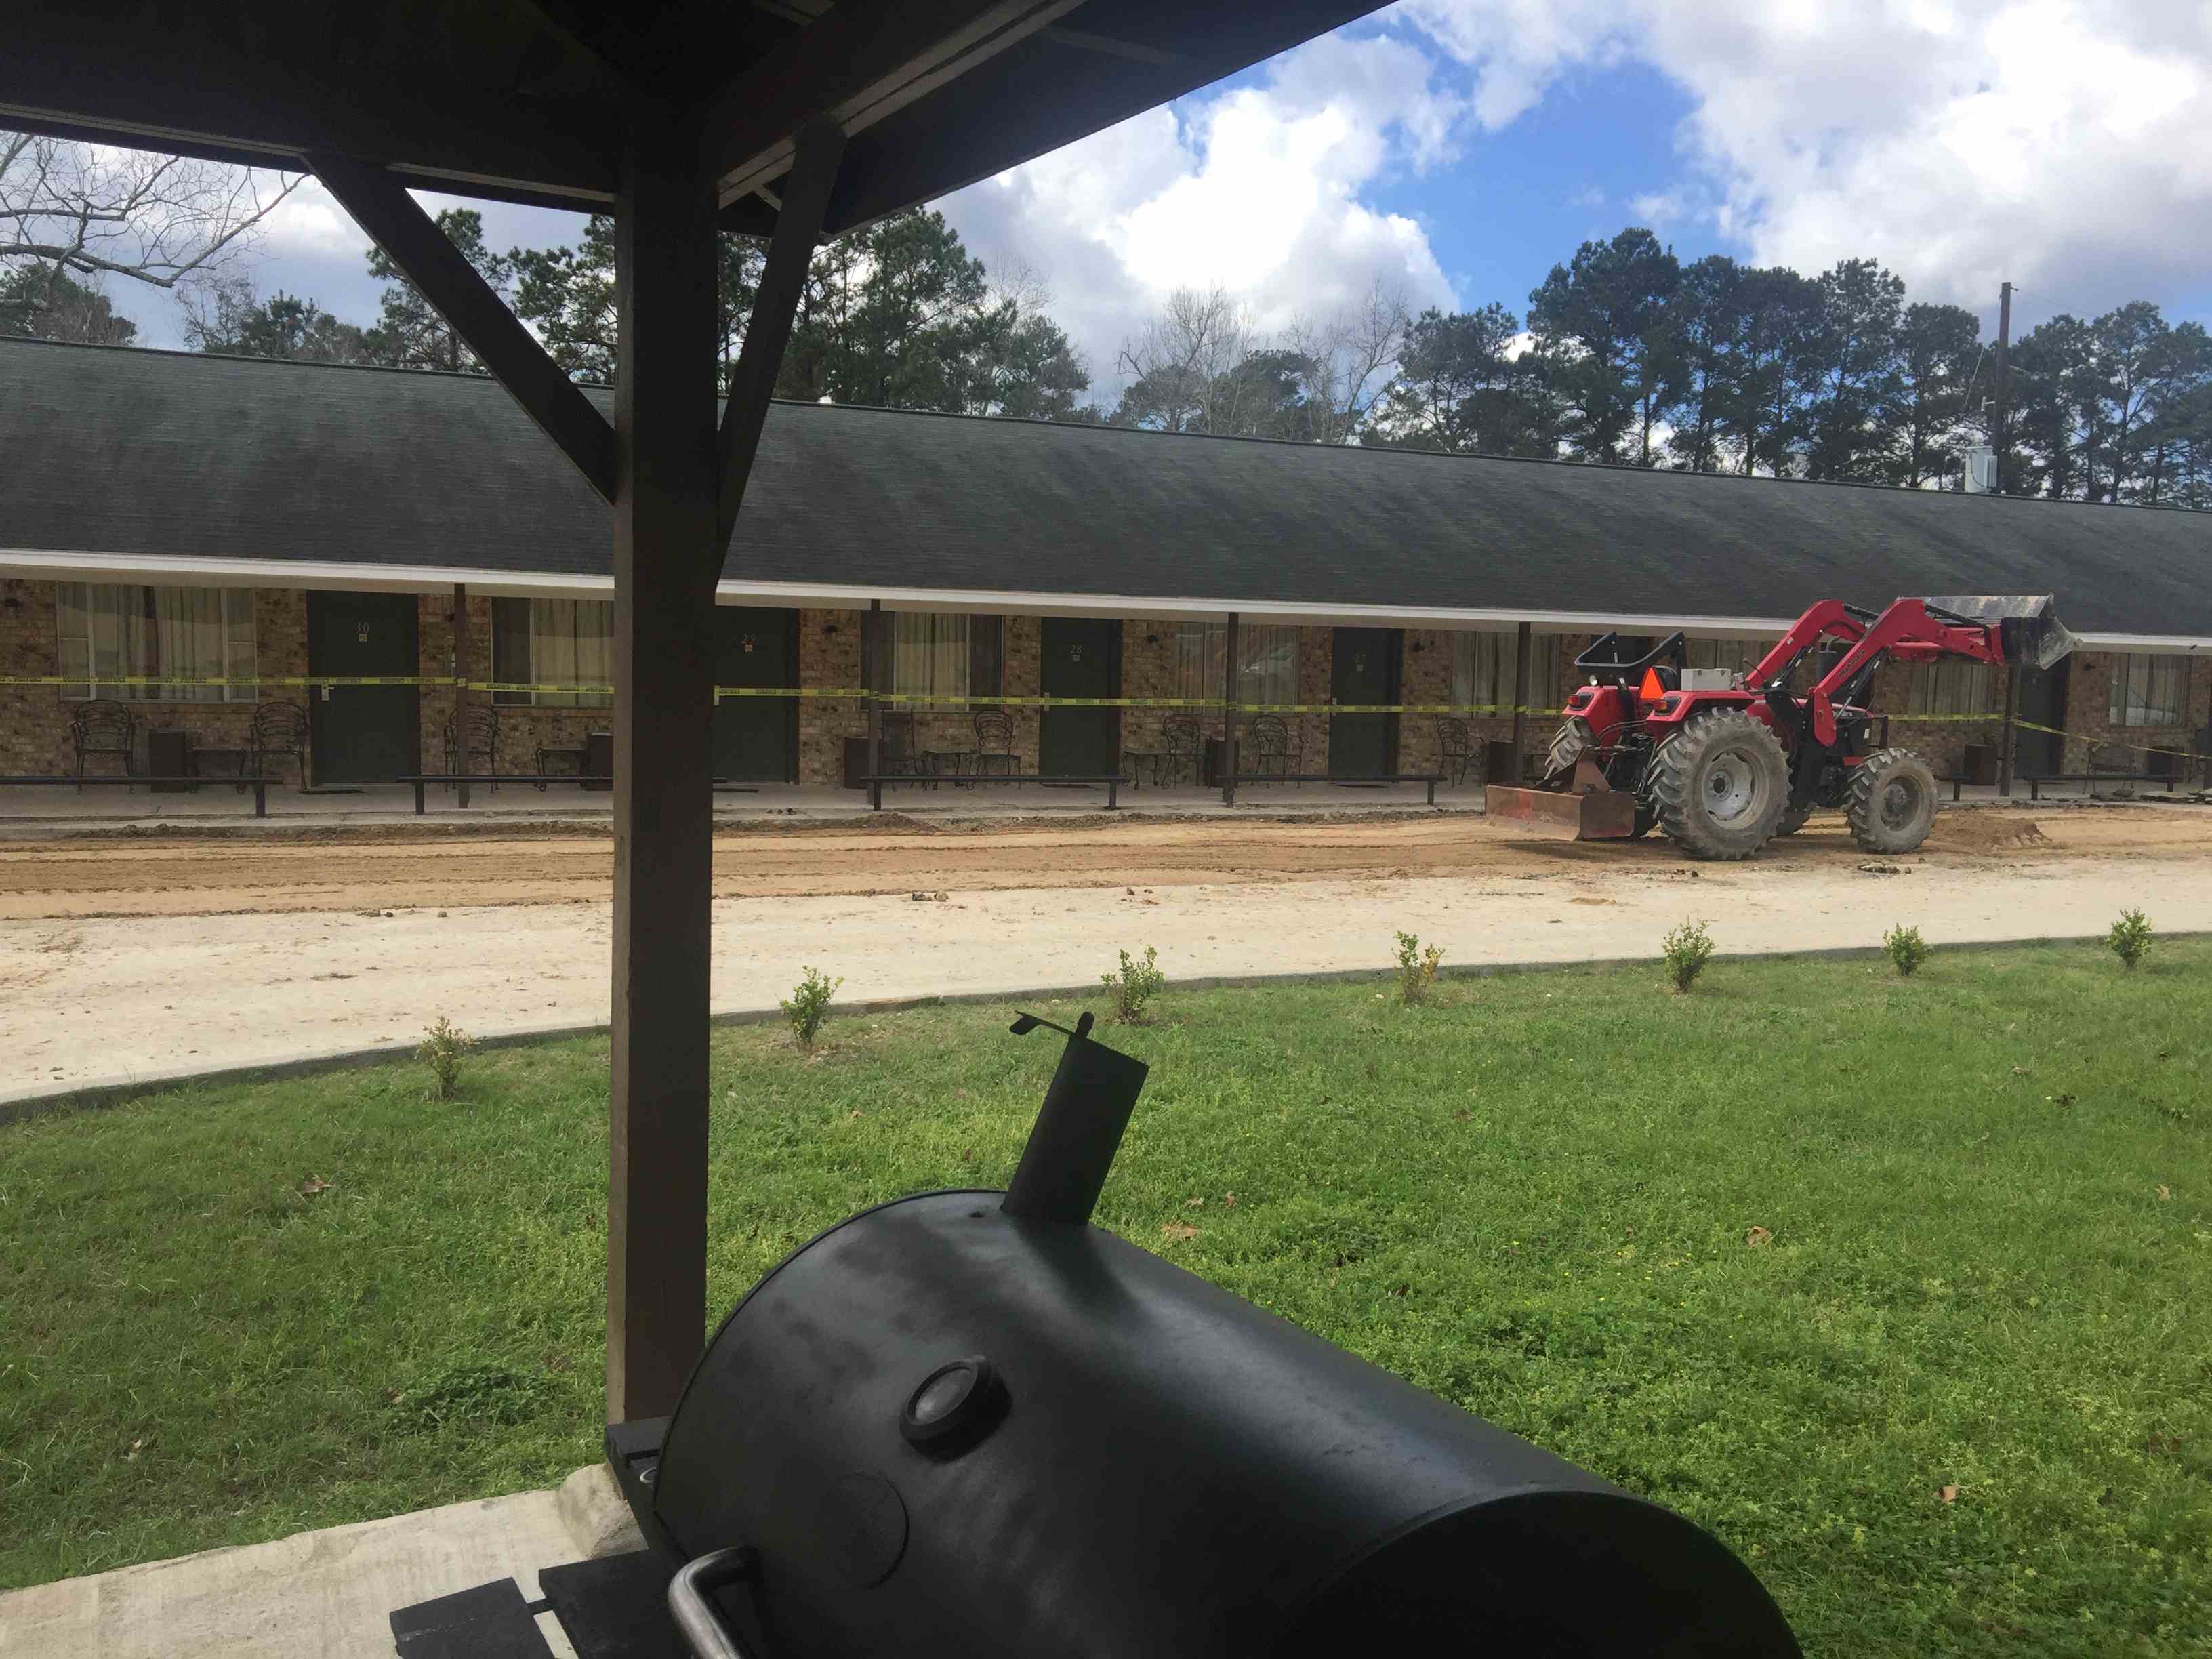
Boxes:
[116,0,2212,398]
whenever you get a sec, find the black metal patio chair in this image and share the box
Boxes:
[1432,714,1471,786]
[1158,713,1204,786]
[247,700,310,787]
[69,699,138,790]
[971,709,1018,780]
[442,703,501,790]
[879,711,931,787]
[1240,714,1297,783]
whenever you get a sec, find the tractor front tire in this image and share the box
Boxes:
[1845,747,1939,853]
[1776,803,1814,836]
[1647,710,1791,860]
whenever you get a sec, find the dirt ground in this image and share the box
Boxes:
[0,802,2204,922]
[5,801,2208,1100]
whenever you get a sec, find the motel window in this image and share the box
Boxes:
[491,598,613,708]
[890,613,1002,703]
[2107,654,2189,728]
[1902,659,1996,718]
[1174,621,1298,708]
[1448,630,1561,712]
[56,583,256,703]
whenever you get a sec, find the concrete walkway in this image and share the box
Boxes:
[7,853,2207,1105]
[1,1488,581,1659]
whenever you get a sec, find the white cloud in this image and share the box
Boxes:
[1399,0,2212,318]
[939,27,1461,402]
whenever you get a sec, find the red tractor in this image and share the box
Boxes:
[1487,596,2074,860]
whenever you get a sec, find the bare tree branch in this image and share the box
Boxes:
[1,131,302,309]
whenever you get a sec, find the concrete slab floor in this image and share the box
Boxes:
[0,1486,589,1659]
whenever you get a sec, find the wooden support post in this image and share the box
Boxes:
[452,583,471,811]
[605,118,722,1426]
[1510,620,1531,777]
[867,598,884,812]
[1221,611,1240,807]
[602,114,844,1425]
[1998,664,2020,798]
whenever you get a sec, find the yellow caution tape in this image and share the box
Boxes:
[2014,718,2212,764]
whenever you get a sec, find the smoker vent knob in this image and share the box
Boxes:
[900,1355,1005,1452]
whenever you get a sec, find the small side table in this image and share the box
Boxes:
[534,742,589,790]
[149,729,193,793]
[1120,748,1170,787]
[924,749,972,787]
[190,744,250,792]
[582,731,613,791]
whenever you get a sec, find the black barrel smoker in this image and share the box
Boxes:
[395,1012,1799,1657]
[623,1011,1801,1658]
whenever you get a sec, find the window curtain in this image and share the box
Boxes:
[490,598,612,707]
[1448,630,1563,712]
[1904,660,1996,718]
[1174,621,1296,706]
[534,599,613,708]
[2108,655,2187,727]
[58,583,254,703]
[892,613,970,701]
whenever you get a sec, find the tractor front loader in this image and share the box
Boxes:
[1485,595,2075,861]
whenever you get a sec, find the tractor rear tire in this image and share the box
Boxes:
[1542,717,1593,785]
[1647,710,1791,861]
[1846,747,1939,853]
[1776,803,1814,836]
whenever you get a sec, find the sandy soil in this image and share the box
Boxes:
[3,802,2207,1101]
[0,802,2203,921]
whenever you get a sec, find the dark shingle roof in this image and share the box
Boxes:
[5,337,2208,636]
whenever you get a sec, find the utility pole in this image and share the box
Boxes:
[1992,281,2013,495]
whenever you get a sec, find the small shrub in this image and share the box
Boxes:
[417,1015,476,1100]
[1102,946,1166,1023]
[2108,909,2154,971]
[1661,920,1715,994]
[1883,923,1929,977]
[1393,930,1445,1005]
[781,966,843,1049]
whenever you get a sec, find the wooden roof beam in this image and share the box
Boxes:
[705,0,1079,211]
[312,153,617,504]
[718,121,846,549]
[0,15,621,207]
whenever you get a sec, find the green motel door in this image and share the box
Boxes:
[1040,617,1122,779]
[711,607,799,782]
[1328,626,1401,777]
[306,591,419,784]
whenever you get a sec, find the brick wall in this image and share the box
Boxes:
[796,607,864,785]
[793,609,1048,786]
[0,579,62,773]
[422,593,612,777]
[2056,651,2210,779]
[0,579,310,779]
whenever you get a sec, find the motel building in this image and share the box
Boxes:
[3,335,2209,807]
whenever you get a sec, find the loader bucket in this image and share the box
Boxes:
[1919,594,2078,671]
[1485,785,1639,840]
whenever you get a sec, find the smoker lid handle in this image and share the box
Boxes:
[668,1546,762,1659]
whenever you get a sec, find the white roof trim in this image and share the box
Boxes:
[2072,633,2212,654]
[4,547,2207,650]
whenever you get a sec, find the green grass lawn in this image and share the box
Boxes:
[4,940,2209,1653]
